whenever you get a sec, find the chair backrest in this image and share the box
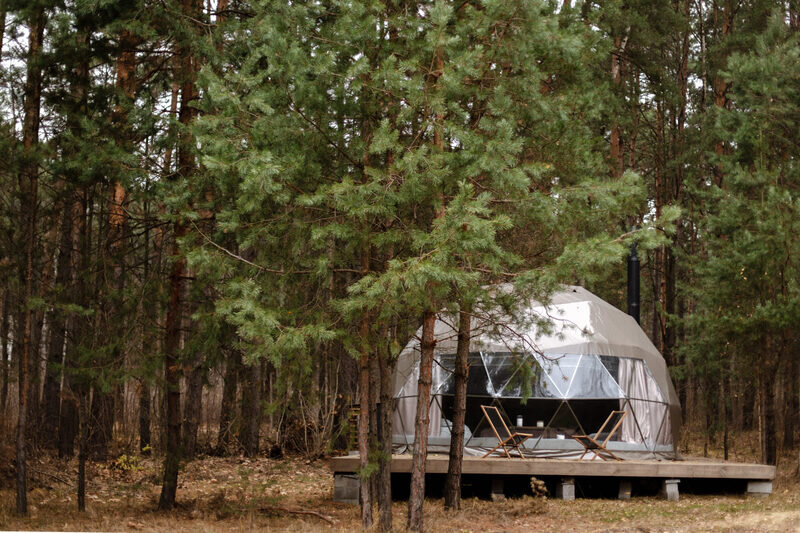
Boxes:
[596,410,627,446]
[481,405,512,442]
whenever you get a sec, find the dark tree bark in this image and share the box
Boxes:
[16,6,45,516]
[239,361,262,456]
[77,392,89,511]
[444,307,471,510]
[88,392,114,461]
[407,310,436,532]
[783,350,798,449]
[158,225,187,509]
[357,248,373,529]
[158,0,201,510]
[758,336,778,466]
[139,379,151,453]
[41,198,74,448]
[759,365,777,466]
[58,193,86,459]
[217,346,240,451]
[376,338,396,532]
[368,342,380,504]
[0,291,9,416]
[182,356,204,458]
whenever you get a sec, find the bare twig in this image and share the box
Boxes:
[30,467,72,486]
[258,506,335,525]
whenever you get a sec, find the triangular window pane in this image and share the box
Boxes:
[467,353,493,396]
[482,352,518,397]
[599,355,620,384]
[537,353,580,397]
[433,355,454,395]
[567,355,625,399]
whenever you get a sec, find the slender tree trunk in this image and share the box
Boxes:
[368,342,380,503]
[89,392,114,460]
[159,0,201,509]
[239,361,262,456]
[377,339,396,532]
[784,349,798,449]
[0,3,6,52]
[59,192,87,459]
[217,346,239,451]
[1,291,9,417]
[758,362,777,465]
[407,310,436,532]
[182,358,203,458]
[444,307,471,510]
[139,380,151,453]
[158,226,186,509]
[609,30,629,179]
[16,6,45,516]
[77,391,89,511]
[712,1,732,187]
[357,244,373,529]
[41,198,74,448]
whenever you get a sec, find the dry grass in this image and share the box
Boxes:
[1,432,799,532]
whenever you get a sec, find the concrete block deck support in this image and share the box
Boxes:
[661,479,680,501]
[556,477,575,501]
[333,474,359,505]
[746,480,772,497]
[491,478,505,501]
[618,479,632,500]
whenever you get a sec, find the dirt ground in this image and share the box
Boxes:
[1,445,799,532]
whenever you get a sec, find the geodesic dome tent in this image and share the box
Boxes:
[392,286,681,459]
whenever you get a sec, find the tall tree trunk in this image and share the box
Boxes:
[182,353,204,458]
[444,306,471,510]
[16,6,45,516]
[368,342,380,504]
[408,46,445,530]
[89,26,138,463]
[783,348,798,449]
[0,291,9,417]
[159,0,201,509]
[357,247,373,529]
[89,392,114,460]
[217,346,239,451]
[407,310,436,532]
[712,0,732,187]
[41,198,74,448]
[758,362,777,465]
[158,225,187,509]
[77,390,89,511]
[239,361,262,456]
[139,379,151,453]
[609,30,629,179]
[59,189,88,459]
[376,338,396,532]
[0,3,6,52]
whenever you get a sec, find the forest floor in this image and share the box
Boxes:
[1,435,799,532]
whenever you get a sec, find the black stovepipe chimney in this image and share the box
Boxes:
[627,242,640,324]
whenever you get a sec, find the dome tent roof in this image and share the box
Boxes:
[392,285,681,448]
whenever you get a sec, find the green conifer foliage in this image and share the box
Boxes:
[682,16,800,465]
[192,0,653,525]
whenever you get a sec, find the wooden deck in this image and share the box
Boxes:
[329,454,775,481]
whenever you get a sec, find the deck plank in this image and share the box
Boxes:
[328,454,775,480]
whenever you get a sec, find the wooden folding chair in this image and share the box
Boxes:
[572,410,627,461]
[480,405,532,459]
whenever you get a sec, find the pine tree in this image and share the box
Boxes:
[683,14,800,465]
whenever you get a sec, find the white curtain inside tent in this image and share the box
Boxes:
[619,358,665,446]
